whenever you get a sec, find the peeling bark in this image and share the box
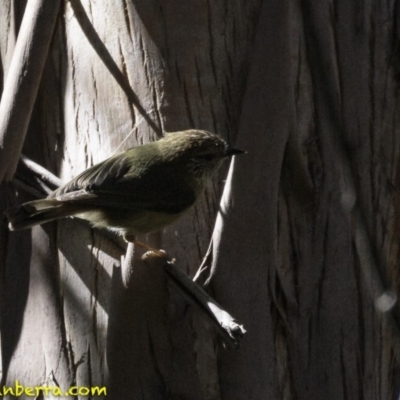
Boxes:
[0,0,60,182]
[1,0,400,399]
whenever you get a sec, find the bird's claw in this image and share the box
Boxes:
[141,249,168,260]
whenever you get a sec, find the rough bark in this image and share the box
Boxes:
[1,0,400,399]
[56,1,261,399]
[0,0,60,182]
[210,1,291,398]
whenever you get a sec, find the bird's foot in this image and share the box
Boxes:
[124,235,169,259]
[134,241,167,258]
[141,248,168,261]
[142,250,176,265]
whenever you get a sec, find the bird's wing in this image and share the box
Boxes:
[49,149,197,214]
[50,151,133,198]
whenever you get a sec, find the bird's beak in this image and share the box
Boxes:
[226,148,246,157]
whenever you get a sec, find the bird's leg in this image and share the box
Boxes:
[124,234,167,258]
[135,240,167,258]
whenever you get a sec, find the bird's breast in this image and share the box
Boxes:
[78,207,189,236]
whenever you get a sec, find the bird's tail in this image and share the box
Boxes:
[5,199,79,230]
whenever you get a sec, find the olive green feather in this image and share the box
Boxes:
[6,129,243,236]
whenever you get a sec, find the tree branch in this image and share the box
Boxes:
[165,260,246,348]
[0,0,61,183]
[19,155,62,190]
[12,156,246,347]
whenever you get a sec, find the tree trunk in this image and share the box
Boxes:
[1,0,400,399]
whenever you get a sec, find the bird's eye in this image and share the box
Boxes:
[198,154,214,161]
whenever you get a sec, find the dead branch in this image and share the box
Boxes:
[19,155,62,190]
[12,156,246,347]
[165,260,246,348]
[0,0,61,183]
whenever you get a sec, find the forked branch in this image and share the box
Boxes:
[13,155,246,348]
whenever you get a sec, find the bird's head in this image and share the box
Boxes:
[160,129,245,186]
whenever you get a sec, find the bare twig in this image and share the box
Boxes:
[13,155,62,197]
[19,155,62,189]
[11,156,246,347]
[0,0,61,183]
[14,171,52,197]
[193,234,213,283]
[165,260,246,348]
[12,178,46,199]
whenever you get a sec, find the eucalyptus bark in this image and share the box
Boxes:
[0,0,60,182]
[1,1,400,400]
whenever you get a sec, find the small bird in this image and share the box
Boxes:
[6,130,244,242]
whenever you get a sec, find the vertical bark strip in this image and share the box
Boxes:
[0,0,60,182]
[210,1,291,398]
[1,0,400,399]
